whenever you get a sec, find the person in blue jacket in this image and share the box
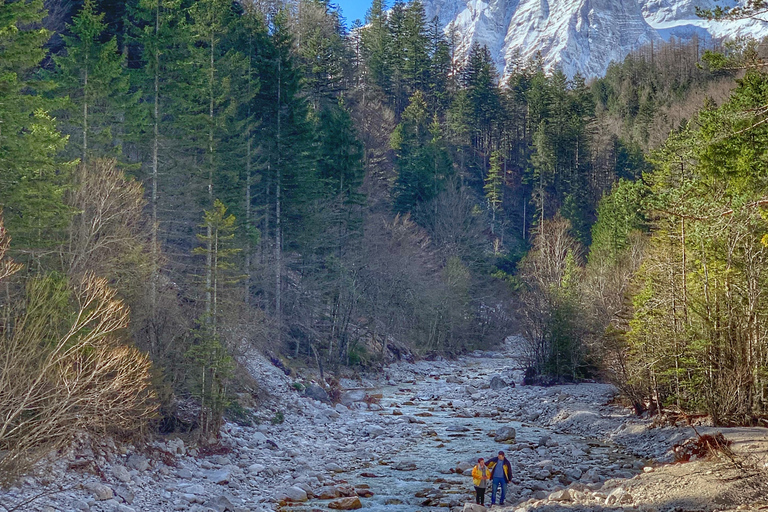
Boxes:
[486,450,512,506]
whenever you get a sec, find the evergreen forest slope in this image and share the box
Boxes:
[1,0,768,484]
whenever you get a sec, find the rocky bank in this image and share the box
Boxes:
[2,337,768,512]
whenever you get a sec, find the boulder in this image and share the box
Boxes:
[185,484,207,495]
[565,468,583,480]
[462,504,487,512]
[366,425,385,438]
[549,489,572,502]
[247,463,265,475]
[166,437,186,456]
[328,497,363,510]
[282,486,309,502]
[446,425,470,432]
[605,488,633,506]
[206,467,232,485]
[394,461,418,471]
[494,426,516,443]
[84,482,113,501]
[315,486,341,499]
[340,390,367,406]
[455,461,473,473]
[114,486,135,504]
[126,454,149,472]
[326,462,343,473]
[111,465,131,483]
[204,495,236,512]
[304,384,330,403]
[489,376,508,390]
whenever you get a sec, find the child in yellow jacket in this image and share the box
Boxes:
[471,458,492,505]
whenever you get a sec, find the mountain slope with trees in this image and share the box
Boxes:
[1,0,767,484]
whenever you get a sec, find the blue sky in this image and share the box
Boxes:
[333,0,369,26]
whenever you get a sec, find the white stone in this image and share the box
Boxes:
[281,485,308,502]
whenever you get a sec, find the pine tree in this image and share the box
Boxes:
[484,150,503,236]
[391,91,452,219]
[193,199,242,331]
[173,0,247,315]
[0,0,72,253]
[295,0,349,109]
[126,0,184,343]
[53,0,132,161]
[360,0,390,94]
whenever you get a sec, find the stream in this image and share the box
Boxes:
[287,351,645,511]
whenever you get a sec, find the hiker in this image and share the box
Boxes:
[471,457,491,505]
[486,450,512,506]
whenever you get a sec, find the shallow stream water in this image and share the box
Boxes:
[289,354,642,511]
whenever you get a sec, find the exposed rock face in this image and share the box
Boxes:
[420,0,768,79]
[422,0,659,78]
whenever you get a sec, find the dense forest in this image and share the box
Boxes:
[2,0,768,482]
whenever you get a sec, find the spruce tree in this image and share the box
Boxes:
[485,150,504,235]
[391,91,452,219]
[53,0,132,161]
[361,0,391,95]
[0,0,72,253]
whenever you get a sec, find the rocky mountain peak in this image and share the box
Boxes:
[421,0,767,79]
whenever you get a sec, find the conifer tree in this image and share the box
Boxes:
[485,150,504,235]
[53,0,132,161]
[361,0,391,94]
[391,91,452,219]
[0,0,72,253]
[126,0,183,337]
[193,199,242,331]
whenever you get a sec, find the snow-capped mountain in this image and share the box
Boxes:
[421,0,768,79]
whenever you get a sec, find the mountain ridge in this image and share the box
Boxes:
[420,0,768,78]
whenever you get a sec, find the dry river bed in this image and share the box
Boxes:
[3,338,768,512]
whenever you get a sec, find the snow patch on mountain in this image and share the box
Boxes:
[421,0,768,79]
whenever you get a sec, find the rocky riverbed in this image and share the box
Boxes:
[3,337,768,512]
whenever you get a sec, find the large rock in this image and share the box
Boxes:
[462,504,487,512]
[315,486,341,499]
[366,425,385,438]
[550,489,572,502]
[494,425,516,442]
[166,438,186,456]
[84,482,114,501]
[340,390,367,406]
[126,454,149,472]
[282,486,309,502]
[455,461,473,473]
[204,494,236,512]
[206,467,232,485]
[114,486,135,504]
[489,375,508,390]
[247,463,265,475]
[328,497,362,510]
[185,484,207,495]
[394,461,418,471]
[304,384,330,403]
[111,464,131,483]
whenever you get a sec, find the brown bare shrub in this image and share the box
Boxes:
[0,229,22,289]
[66,158,150,293]
[0,271,157,487]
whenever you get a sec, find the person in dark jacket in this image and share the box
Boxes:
[486,451,512,506]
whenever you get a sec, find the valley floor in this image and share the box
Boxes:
[2,337,768,512]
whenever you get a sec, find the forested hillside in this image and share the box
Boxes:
[1,0,767,481]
